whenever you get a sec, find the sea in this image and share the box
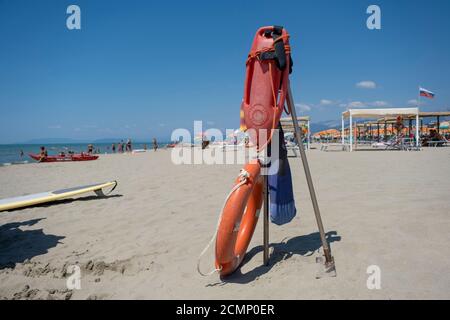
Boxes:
[0,143,168,166]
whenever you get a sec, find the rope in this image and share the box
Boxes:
[197,169,251,276]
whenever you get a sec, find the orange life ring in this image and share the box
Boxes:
[215,162,263,276]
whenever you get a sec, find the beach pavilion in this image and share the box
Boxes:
[280,116,311,150]
[341,108,420,151]
[376,111,450,137]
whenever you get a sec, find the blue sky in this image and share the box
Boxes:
[0,0,449,143]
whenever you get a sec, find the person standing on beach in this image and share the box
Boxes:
[112,143,116,153]
[395,116,404,136]
[87,144,94,154]
[152,138,158,151]
[39,146,48,162]
[126,139,132,152]
[119,140,124,153]
[20,149,24,158]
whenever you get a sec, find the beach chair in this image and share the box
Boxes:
[401,137,421,151]
[371,135,402,150]
[285,141,300,156]
[426,138,448,147]
[320,143,349,152]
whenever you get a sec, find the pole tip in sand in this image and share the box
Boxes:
[315,255,337,279]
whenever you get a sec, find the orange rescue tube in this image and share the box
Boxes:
[240,26,291,149]
[215,162,263,276]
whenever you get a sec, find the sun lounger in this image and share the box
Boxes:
[425,139,448,147]
[320,143,349,152]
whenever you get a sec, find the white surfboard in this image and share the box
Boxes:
[0,181,117,212]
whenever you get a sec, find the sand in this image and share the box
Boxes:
[0,146,449,300]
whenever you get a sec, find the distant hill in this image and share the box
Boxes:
[19,138,167,144]
[93,138,127,143]
[21,138,88,144]
[310,120,342,133]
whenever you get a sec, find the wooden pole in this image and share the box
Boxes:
[263,174,269,265]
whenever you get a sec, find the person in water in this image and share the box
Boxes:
[152,138,158,151]
[20,150,24,158]
[39,146,48,162]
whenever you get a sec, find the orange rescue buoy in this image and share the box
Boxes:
[215,162,263,276]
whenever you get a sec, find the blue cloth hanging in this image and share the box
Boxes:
[268,125,297,225]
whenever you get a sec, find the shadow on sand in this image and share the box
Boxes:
[208,231,341,286]
[0,218,65,269]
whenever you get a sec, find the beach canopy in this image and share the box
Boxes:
[341,108,420,151]
[342,108,419,119]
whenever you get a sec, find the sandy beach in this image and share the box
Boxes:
[0,146,449,300]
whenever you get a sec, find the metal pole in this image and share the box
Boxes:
[286,83,334,267]
[384,121,387,141]
[409,119,412,137]
[263,174,269,265]
[377,122,380,141]
[416,113,420,147]
[417,87,421,146]
[307,120,311,150]
[349,115,353,152]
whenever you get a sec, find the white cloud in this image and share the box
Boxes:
[407,99,424,106]
[319,99,333,105]
[295,103,311,113]
[356,81,377,89]
[340,100,389,109]
[370,100,389,107]
[48,125,61,129]
[347,101,366,108]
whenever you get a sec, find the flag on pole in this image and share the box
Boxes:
[419,87,435,99]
